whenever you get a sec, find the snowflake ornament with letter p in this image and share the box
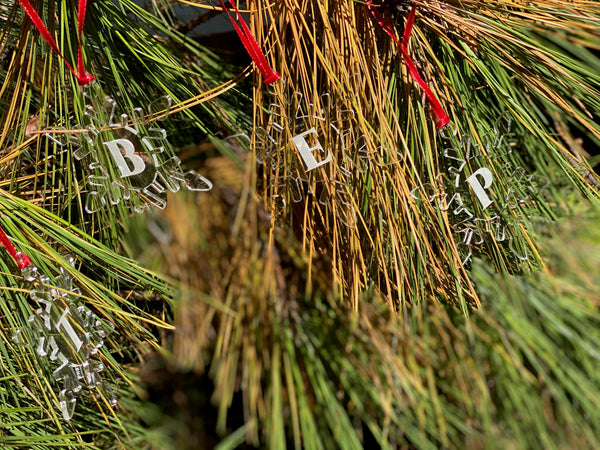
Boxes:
[411,115,550,266]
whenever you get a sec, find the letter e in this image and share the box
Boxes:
[290,127,332,172]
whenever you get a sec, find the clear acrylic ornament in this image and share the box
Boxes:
[13,258,117,420]
[46,82,213,214]
[252,80,404,229]
[412,115,550,265]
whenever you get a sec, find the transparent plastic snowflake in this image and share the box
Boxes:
[254,83,403,227]
[411,115,550,265]
[47,90,212,214]
[13,257,116,420]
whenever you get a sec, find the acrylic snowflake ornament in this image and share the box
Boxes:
[411,115,550,265]
[254,81,403,227]
[12,258,116,420]
[47,89,212,214]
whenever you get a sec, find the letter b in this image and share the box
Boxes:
[104,139,146,178]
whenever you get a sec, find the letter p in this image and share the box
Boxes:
[465,167,494,210]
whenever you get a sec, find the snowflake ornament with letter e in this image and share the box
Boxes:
[49,90,212,214]
[256,84,387,227]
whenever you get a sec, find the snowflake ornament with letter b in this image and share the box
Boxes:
[48,87,212,214]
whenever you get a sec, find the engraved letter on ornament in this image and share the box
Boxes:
[290,127,332,172]
[103,139,146,178]
[465,167,494,210]
[56,309,84,353]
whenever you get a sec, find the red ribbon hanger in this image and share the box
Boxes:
[18,0,94,86]
[216,0,281,84]
[367,2,450,129]
[0,225,32,270]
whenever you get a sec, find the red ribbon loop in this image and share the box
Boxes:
[367,2,450,129]
[216,0,280,84]
[0,226,32,270]
[18,0,94,86]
